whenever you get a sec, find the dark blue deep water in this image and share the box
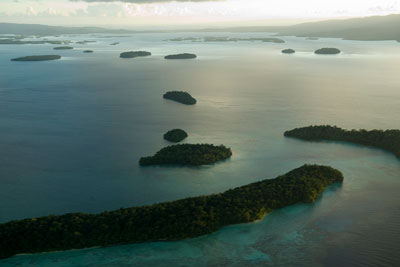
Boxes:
[0,33,399,266]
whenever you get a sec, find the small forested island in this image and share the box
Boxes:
[0,164,343,259]
[163,91,197,105]
[139,144,232,166]
[165,53,197,59]
[76,40,96,44]
[314,48,341,54]
[11,55,61,61]
[83,50,93,53]
[53,46,73,50]
[110,42,119,45]
[168,37,199,42]
[120,51,151,58]
[164,129,188,142]
[284,125,400,158]
[282,49,295,54]
[306,37,319,40]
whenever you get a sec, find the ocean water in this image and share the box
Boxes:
[0,32,399,266]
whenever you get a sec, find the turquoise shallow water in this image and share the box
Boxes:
[0,33,399,266]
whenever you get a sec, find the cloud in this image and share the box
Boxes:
[71,0,221,3]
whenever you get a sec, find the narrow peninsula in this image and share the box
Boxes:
[165,53,197,59]
[163,91,197,105]
[0,164,344,259]
[11,55,61,61]
[164,129,188,142]
[284,125,400,158]
[139,144,232,166]
[314,48,341,54]
[120,51,151,58]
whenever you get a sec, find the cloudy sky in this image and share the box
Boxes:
[0,0,399,27]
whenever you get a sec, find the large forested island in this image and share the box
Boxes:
[284,125,400,158]
[139,144,232,166]
[0,164,343,259]
[165,53,197,59]
[11,55,61,61]
[163,91,197,105]
[120,51,151,58]
[164,129,188,142]
[314,48,341,54]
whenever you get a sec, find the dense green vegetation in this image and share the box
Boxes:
[83,50,93,53]
[164,129,188,142]
[139,144,232,166]
[165,53,197,59]
[53,46,73,50]
[0,165,343,259]
[11,55,61,61]
[120,51,151,58]
[284,125,400,158]
[163,91,197,105]
[314,48,341,54]
[282,49,295,54]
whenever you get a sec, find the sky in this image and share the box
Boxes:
[0,0,399,27]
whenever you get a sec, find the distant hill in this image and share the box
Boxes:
[197,14,400,42]
[2,14,400,41]
[276,14,400,41]
[0,23,134,36]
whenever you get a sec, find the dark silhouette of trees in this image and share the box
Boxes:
[164,129,188,142]
[120,51,151,58]
[284,125,400,157]
[163,91,197,105]
[164,53,197,59]
[139,144,232,166]
[314,48,341,54]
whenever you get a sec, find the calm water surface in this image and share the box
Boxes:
[0,33,399,266]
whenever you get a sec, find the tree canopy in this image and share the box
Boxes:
[0,164,343,259]
[284,125,400,158]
